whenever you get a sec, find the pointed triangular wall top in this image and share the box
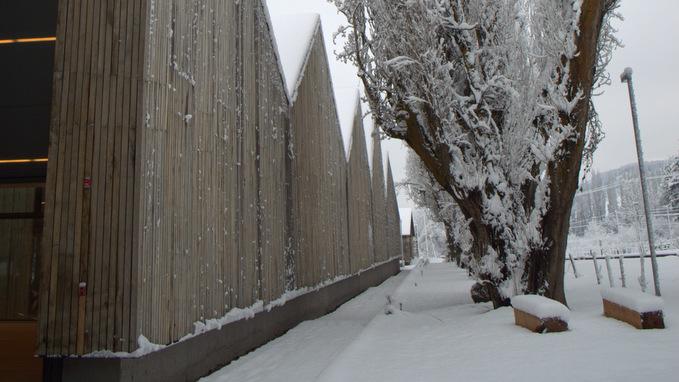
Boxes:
[267,12,320,101]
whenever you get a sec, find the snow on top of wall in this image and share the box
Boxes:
[601,287,664,313]
[259,0,292,106]
[511,295,571,322]
[268,11,320,100]
[399,208,413,236]
[336,87,360,159]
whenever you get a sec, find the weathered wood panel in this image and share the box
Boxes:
[402,215,419,264]
[289,24,350,289]
[402,236,413,264]
[39,0,400,356]
[346,101,375,274]
[256,10,289,303]
[137,0,288,345]
[371,135,387,263]
[38,0,144,355]
[385,161,402,260]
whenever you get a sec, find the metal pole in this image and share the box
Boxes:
[621,68,661,296]
[634,204,648,292]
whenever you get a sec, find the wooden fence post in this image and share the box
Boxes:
[605,255,614,288]
[591,250,602,285]
[568,253,579,278]
[618,252,626,288]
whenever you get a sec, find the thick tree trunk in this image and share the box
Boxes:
[524,0,609,305]
[395,0,611,308]
[442,220,461,266]
[457,192,512,308]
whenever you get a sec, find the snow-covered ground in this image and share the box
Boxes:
[203,256,679,381]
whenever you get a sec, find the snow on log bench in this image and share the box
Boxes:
[511,295,570,333]
[600,288,665,329]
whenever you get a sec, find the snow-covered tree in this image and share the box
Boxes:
[333,0,620,306]
[401,151,471,265]
[662,154,679,215]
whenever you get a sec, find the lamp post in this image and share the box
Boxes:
[620,67,661,296]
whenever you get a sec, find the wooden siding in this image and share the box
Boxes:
[289,25,350,289]
[371,135,387,263]
[346,101,375,273]
[39,0,145,355]
[256,6,289,305]
[38,0,401,356]
[385,162,402,260]
[402,217,419,264]
[137,0,288,346]
[402,236,414,264]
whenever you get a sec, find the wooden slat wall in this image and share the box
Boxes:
[346,101,375,274]
[402,236,413,264]
[289,26,350,289]
[39,0,401,356]
[136,0,288,346]
[412,222,420,259]
[256,8,289,303]
[385,162,402,260]
[38,0,145,355]
[371,135,388,263]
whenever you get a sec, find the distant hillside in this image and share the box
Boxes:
[570,159,671,235]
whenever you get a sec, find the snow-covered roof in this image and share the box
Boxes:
[267,12,320,100]
[336,88,360,159]
[400,208,413,236]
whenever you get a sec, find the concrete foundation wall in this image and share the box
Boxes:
[44,258,400,382]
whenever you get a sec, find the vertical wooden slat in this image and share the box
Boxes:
[90,0,114,352]
[123,0,146,352]
[40,0,402,355]
[39,0,146,355]
[54,0,81,354]
[84,0,108,354]
[385,161,402,261]
[347,99,375,274]
[289,23,349,290]
[69,0,95,355]
[371,134,387,264]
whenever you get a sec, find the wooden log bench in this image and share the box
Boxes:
[511,295,570,333]
[601,288,665,329]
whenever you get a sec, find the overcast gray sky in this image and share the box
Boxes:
[592,0,679,172]
[267,0,679,186]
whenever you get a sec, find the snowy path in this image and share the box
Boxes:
[205,257,679,382]
[317,258,679,382]
[201,270,410,382]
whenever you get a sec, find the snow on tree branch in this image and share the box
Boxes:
[333,0,621,300]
